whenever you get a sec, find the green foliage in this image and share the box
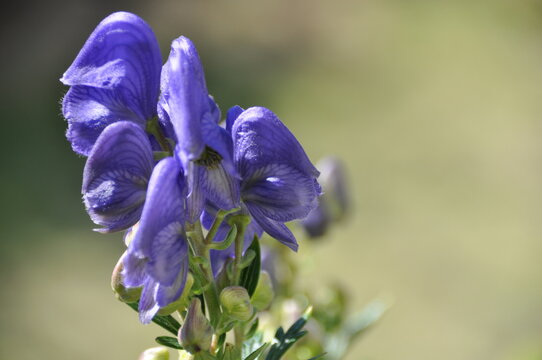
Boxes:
[239,236,261,297]
[155,336,183,350]
[126,302,180,335]
[265,307,313,360]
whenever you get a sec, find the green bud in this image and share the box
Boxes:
[220,286,254,322]
[251,271,274,310]
[158,273,194,315]
[138,347,169,360]
[179,298,213,353]
[111,252,141,303]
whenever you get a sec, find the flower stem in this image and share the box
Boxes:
[204,208,240,245]
[229,215,250,285]
[228,215,251,348]
[186,221,222,328]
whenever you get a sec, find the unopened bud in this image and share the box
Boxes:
[158,273,194,315]
[220,286,253,322]
[251,271,274,310]
[111,252,141,303]
[318,156,349,221]
[138,347,169,360]
[179,298,213,353]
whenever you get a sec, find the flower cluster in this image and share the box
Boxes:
[60,10,321,328]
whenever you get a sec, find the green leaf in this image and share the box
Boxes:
[239,235,261,297]
[155,336,183,350]
[244,343,269,360]
[245,318,259,339]
[242,331,265,359]
[265,306,313,360]
[126,302,180,335]
[222,344,242,360]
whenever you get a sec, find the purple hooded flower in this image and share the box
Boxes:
[123,157,189,323]
[159,37,239,222]
[230,107,321,251]
[82,121,154,233]
[61,12,162,156]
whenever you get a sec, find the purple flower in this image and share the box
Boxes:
[160,37,239,222]
[61,12,162,156]
[82,121,154,233]
[123,157,189,323]
[230,107,321,251]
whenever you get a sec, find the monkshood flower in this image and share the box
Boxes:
[122,157,189,323]
[61,12,161,156]
[228,106,322,251]
[159,37,239,222]
[82,121,154,232]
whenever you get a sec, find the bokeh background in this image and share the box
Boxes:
[2,0,542,359]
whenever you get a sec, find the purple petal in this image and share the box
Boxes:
[161,36,209,161]
[232,107,320,180]
[241,163,319,222]
[61,12,161,122]
[199,162,240,211]
[147,222,188,287]
[63,86,147,156]
[246,204,298,251]
[82,121,154,232]
[155,258,189,307]
[225,105,244,134]
[183,160,206,223]
[138,278,160,324]
[130,157,187,259]
[123,250,147,288]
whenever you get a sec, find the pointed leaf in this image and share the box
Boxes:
[155,336,183,350]
[239,236,261,297]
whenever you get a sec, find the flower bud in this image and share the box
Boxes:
[220,286,253,322]
[179,298,213,353]
[251,271,274,310]
[111,252,141,303]
[318,156,349,221]
[158,273,194,315]
[138,347,169,360]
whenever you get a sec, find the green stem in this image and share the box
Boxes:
[204,208,240,245]
[228,215,250,348]
[230,216,250,285]
[186,221,222,328]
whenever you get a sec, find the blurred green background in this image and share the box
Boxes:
[2,0,542,359]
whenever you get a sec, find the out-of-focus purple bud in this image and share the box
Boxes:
[300,157,349,238]
[299,201,330,238]
[138,347,169,360]
[317,156,349,221]
[111,252,142,303]
[179,298,213,353]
